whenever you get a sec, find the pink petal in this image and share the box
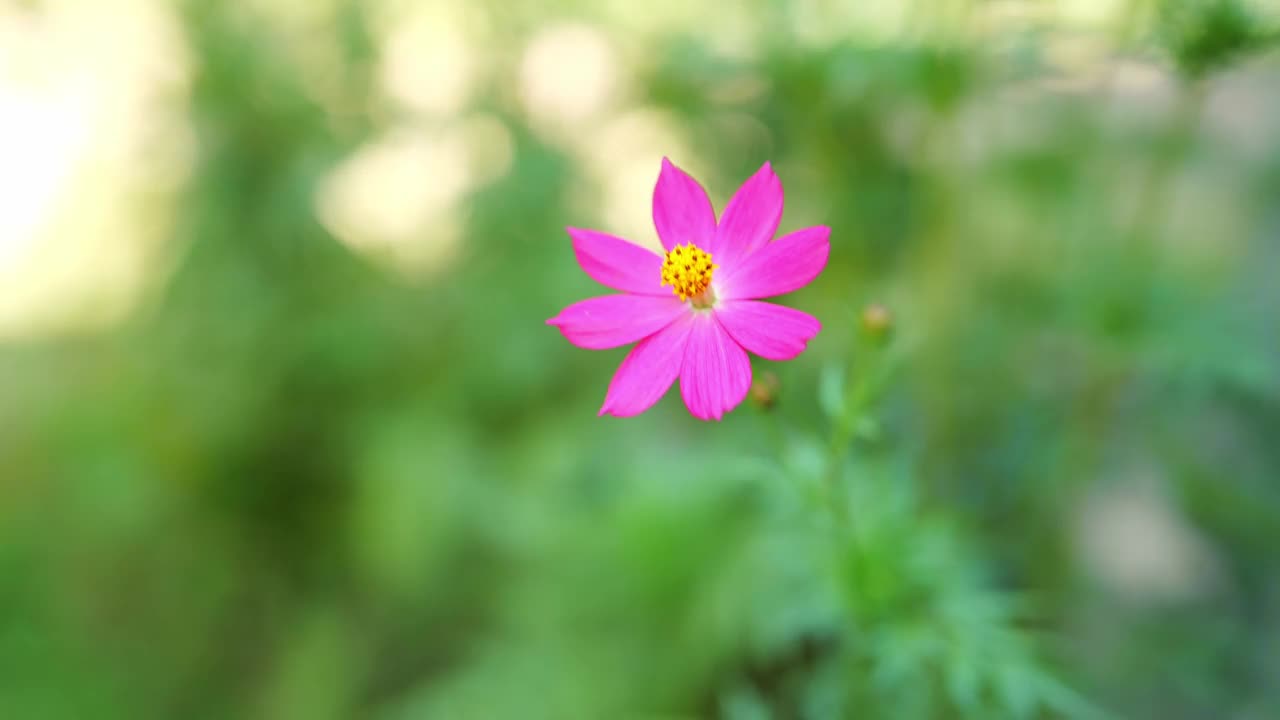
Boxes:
[715,300,821,361]
[711,162,783,270]
[652,157,716,252]
[547,294,688,350]
[679,313,752,421]
[717,225,830,301]
[599,314,695,417]
[568,227,665,295]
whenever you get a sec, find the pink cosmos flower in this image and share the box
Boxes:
[547,158,829,420]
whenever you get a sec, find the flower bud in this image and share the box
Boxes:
[748,371,781,411]
[859,303,893,346]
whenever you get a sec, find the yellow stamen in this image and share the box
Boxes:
[660,242,717,304]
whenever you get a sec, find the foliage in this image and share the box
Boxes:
[2,1,1279,718]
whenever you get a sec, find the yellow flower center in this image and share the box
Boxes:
[660,243,717,305]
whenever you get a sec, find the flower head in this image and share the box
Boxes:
[547,158,829,420]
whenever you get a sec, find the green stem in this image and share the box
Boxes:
[826,339,894,614]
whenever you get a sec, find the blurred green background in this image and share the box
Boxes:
[2,0,1279,717]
